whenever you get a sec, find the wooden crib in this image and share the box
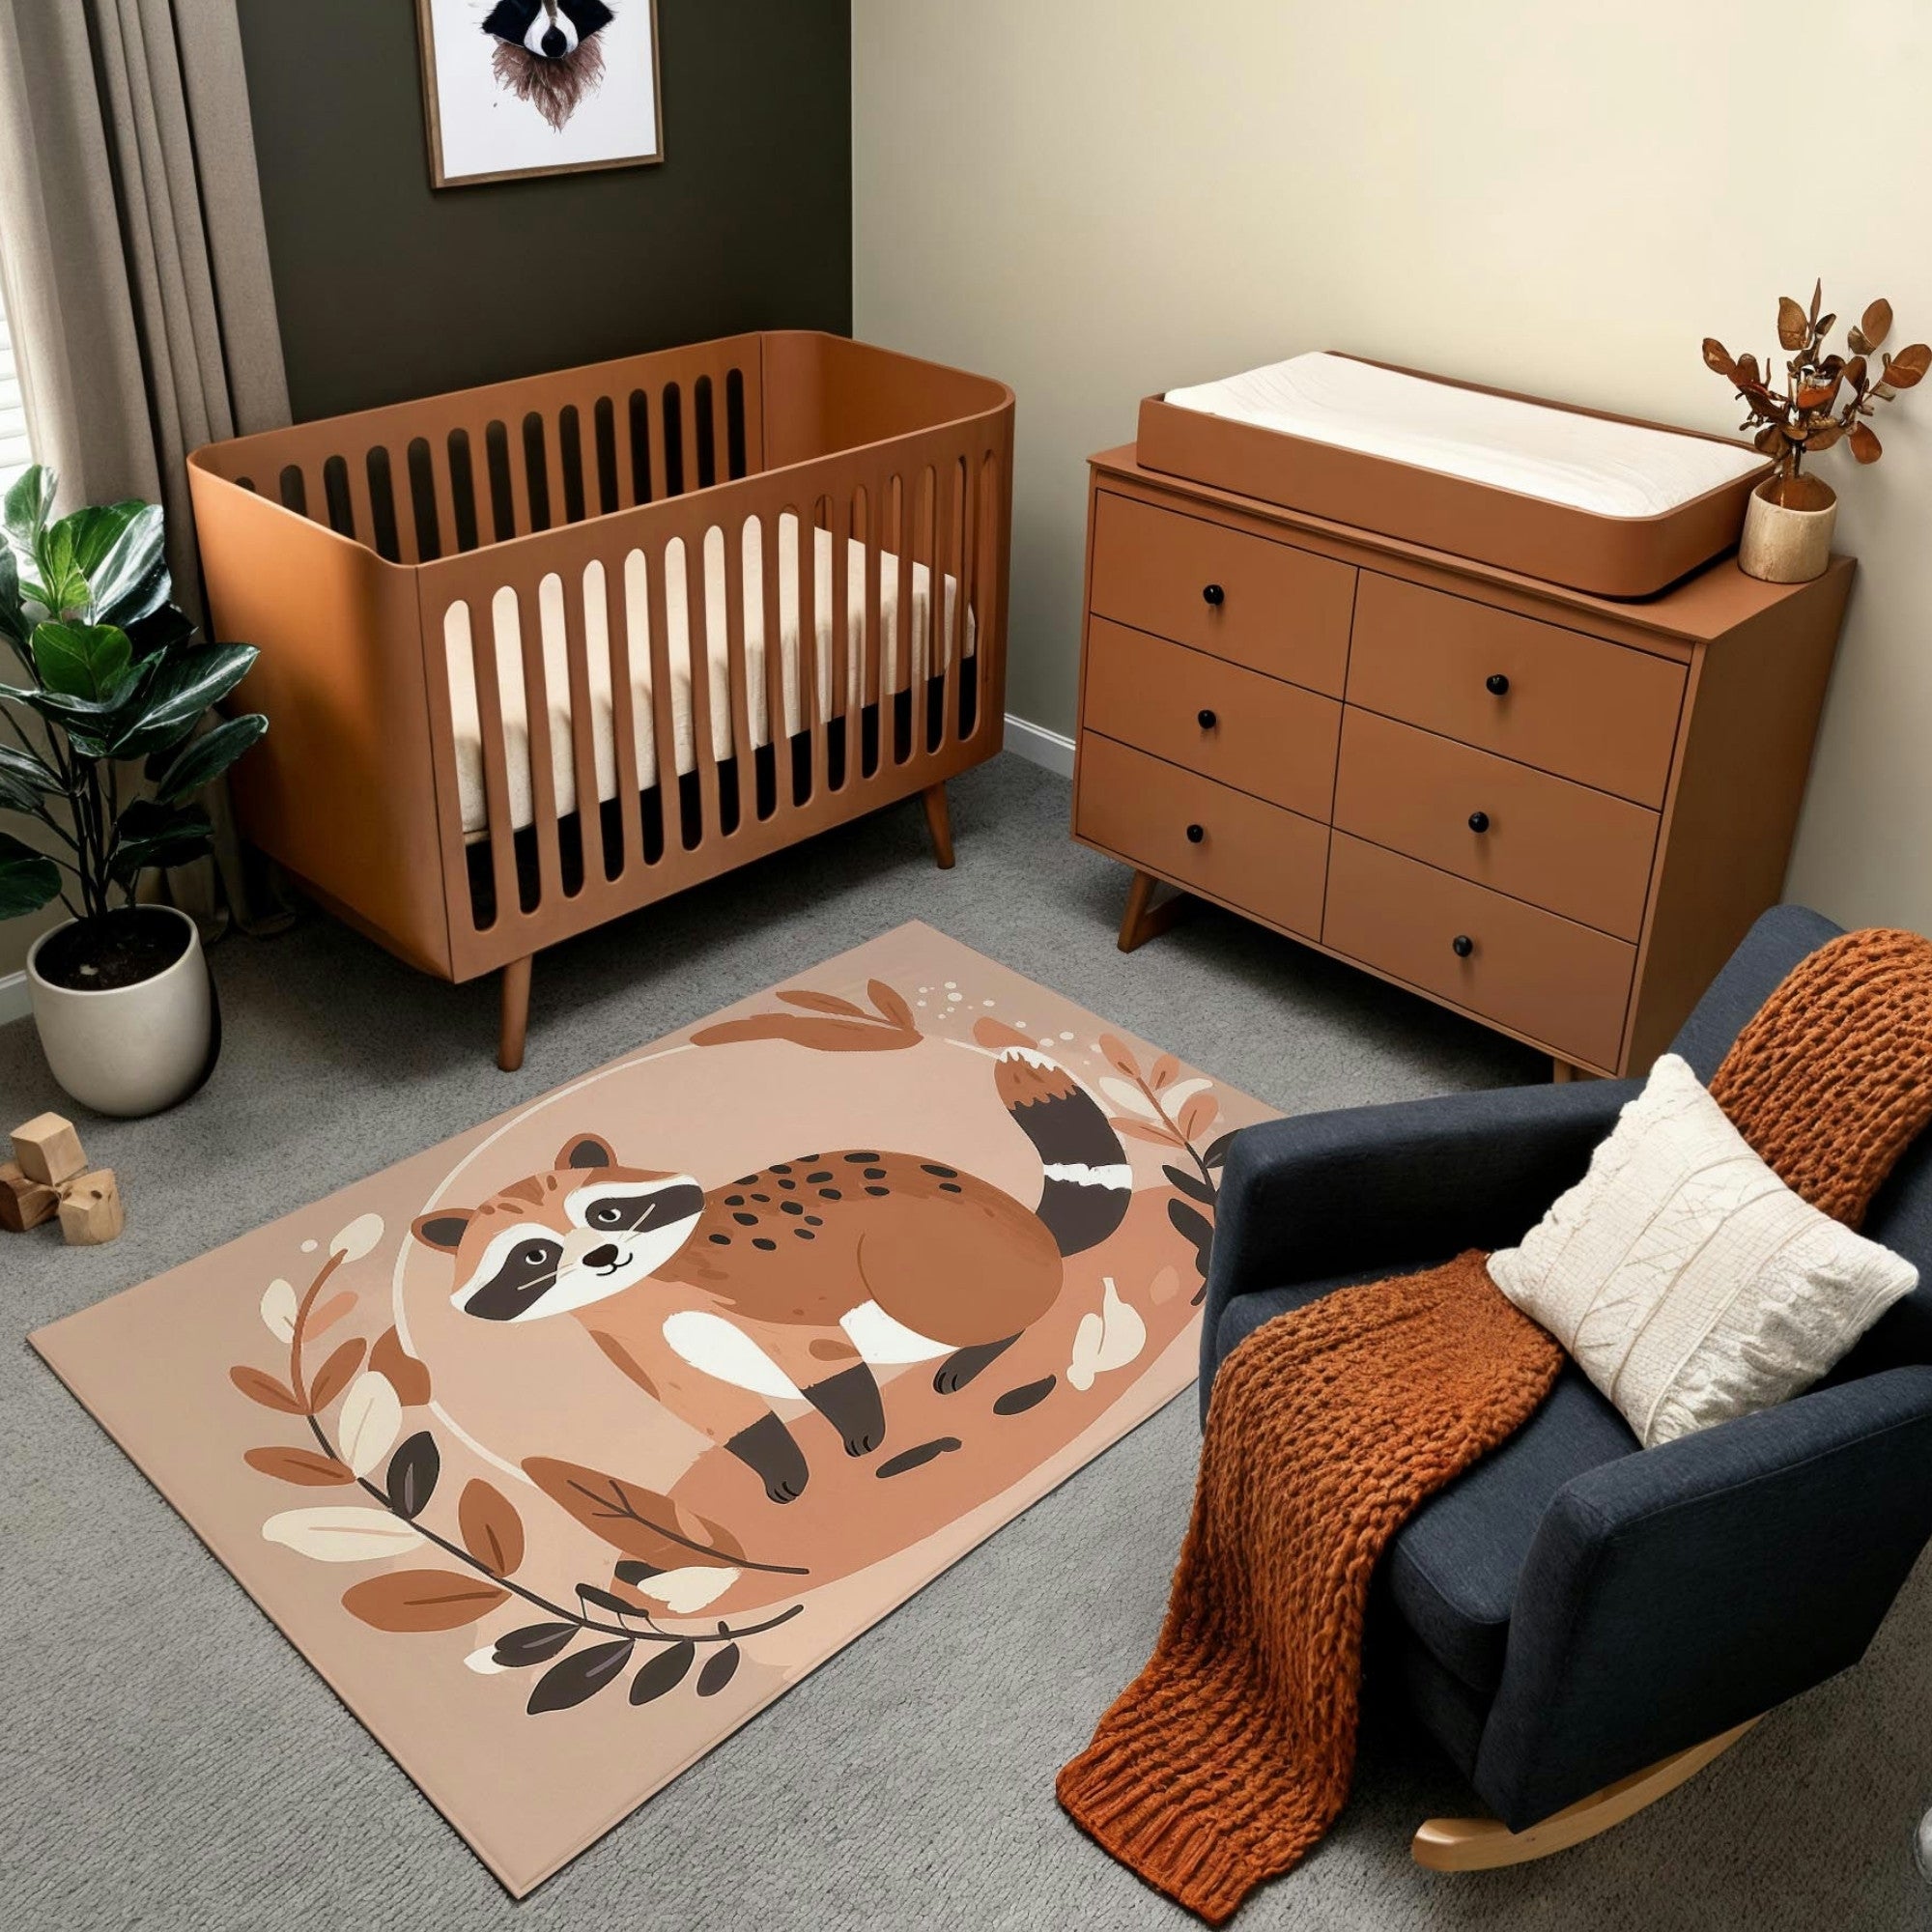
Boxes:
[187,332,1013,1068]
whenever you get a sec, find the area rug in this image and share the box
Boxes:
[31,923,1273,1897]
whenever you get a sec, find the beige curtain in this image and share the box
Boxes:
[0,0,293,933]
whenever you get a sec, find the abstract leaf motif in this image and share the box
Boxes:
[776,988,867,1017]
[696,1642,742,1697]
[341,1570,510,1634]
[458,1478,526,1577]
[629,1640,696,1704]
[330,1212,384,1262]
[1098,1076,1160,1121]
[370,1326,433,1406]
[306,1291,356,1340]
[1178,1092,1220,1142]
[337,1372,402,1478]
[493,1621,579,1667]
[243,1445,354,1487]
[867,979,915,1031]
[307,1338,366,1414]
[624,1565,741,1614]
[230,1365,304,1414]
[385,1432,440,1520]
[262,1506,420,1562]
[528,1638,634,1715]
[689,1013,919,1055]
[972,1016,1037,1054]
[259,1279,298,1344]
[525,1458,745,1572]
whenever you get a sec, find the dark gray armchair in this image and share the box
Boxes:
[1203,904,1932,1837]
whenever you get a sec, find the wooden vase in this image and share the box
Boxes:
[1738,475,1838,584]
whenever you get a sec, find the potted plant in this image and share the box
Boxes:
[0,466,267,1117]
[1703,283,1929,582]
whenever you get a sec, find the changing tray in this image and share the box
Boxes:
[1137,352,1772,598]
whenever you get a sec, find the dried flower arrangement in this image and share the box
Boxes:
[1703,283,1929,511]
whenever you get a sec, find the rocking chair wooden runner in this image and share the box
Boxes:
[1203,903,1932,1869]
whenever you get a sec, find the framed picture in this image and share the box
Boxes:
[415,0,663,189]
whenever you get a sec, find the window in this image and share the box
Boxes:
[0,282,30,492]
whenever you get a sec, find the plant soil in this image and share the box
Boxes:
[35,906,191,992]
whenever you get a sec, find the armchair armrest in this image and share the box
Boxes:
[1204,1077,1638,1358]
[1475,1365,1932,1831]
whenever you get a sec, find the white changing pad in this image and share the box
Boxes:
[444,515,973,839]
[1162,353,1764,521]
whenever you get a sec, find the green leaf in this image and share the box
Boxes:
[0,544,30,667]
[32,621,133,701]
[150,713,268,804]
[107,797,213,888]
[106,642,258,759]
[74,502,169,628]
[4,655,157,758]
[0,743,62,796]
[26,521,88,619]
[3,468,55,551]
[0,830,62,919]
[125,603,195,661]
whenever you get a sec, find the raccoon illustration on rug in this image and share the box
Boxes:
[411,1046,1133,1504]
[482,0,615,131]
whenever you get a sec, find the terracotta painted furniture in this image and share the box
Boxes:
[1071,442,1854,1078]
[189,333,1014,1068]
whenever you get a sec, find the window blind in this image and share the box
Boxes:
[0,290,31,490]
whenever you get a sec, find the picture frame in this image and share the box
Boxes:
[414,0,664,190]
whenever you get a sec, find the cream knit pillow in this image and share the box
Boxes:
[1488,1054,1918,1448]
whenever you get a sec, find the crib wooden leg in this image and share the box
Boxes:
[498,956,533,1073]
[921,782,956,870]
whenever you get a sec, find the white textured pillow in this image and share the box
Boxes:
[1488,1054,1918,1447]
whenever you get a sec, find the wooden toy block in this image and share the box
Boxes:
[58,1169,124,1246]
[0,1160,60,1232]
[13,1113,87,1187]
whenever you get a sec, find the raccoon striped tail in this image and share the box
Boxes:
[992,1048,1132,1257]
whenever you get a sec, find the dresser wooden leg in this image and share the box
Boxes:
[1552,1058,1577,1084]
[1118,869,1186,952]
[920,782,956,870]
[498,956,533,1072]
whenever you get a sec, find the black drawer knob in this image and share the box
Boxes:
[1202,582,1225,607]
[1467,810,1491,834]
[1486,672,1511,696]
[1197,707,1218,730]
[1452,933,1475,958]
[1185,822,1206,844]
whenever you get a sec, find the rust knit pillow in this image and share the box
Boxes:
[1710,927,1932,1229]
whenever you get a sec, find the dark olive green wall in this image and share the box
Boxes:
[234,0,852,423]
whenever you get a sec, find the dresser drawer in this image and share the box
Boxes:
[1083,618,1341,821]
[1332,709,1659,940]
[1089,492,1355,696]
[1347,573,1686,806]
[1077,733,1328,940]
[1323,833,1635,1069]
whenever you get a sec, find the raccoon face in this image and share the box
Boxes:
[481,0,614,62]
[413,1134,702,1324]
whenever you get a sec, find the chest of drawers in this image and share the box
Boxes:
[1071,445,1855,1077]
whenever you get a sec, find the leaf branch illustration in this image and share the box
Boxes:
[231,1225,804,1717]
[690,978,923,1054]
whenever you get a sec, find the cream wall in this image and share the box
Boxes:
[851,1,1932,934]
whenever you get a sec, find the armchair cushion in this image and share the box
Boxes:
[1218,1282,1637,1691]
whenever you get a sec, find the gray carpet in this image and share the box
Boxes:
[3,753,1922,1928]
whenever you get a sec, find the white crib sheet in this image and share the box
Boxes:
[443,515,974,839]
[1162,352,1764,521]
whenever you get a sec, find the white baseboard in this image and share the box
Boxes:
[0,970,27,1028]
[1003,712,1075,779]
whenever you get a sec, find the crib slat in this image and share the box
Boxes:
[605,553,645,878]
[345,445,379,554]
[517,573,565,903]
[684,522,724,839]
[502,418,533,538]
[724,518,755,814]
[562,564,603,890]
[931,457,956,757]
[761,507,785,818]
[957,446,981,746]
[862,474,885,777]
[645,535,680,854]
[643,386,669,506]
[830,488,853,788]
[469,593,522,928]
[426,434,458,560]
[545,408,572,526]
[681,385,704,500]
[610,395,636,512]
[893,469,918,767]
[799,498,824,802]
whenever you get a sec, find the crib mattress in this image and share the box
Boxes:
[1137,352,1771,597]
[444,517,972,840]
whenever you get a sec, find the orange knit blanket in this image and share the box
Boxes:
[1058,925,1932,1922]
[1056,1255,1560,1921]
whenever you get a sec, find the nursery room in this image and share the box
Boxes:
[9,0,1932,1925]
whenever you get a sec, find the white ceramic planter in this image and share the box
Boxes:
[1738,478,1838,584]
[26,905,214,1118]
